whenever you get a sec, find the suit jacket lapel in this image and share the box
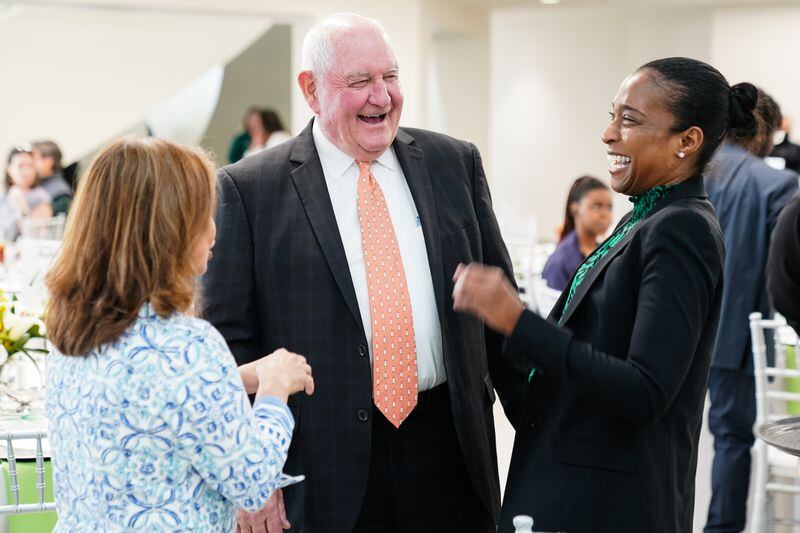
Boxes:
[392,129,446,321]
[554,175,708,326]
[289,121,364,331]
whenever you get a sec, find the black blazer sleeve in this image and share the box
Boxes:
[503,207,723,425]
[469,143,528,424]
[767,195,800,333]
[200,168,262,365]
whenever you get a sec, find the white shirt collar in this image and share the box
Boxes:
[312,118,399,181]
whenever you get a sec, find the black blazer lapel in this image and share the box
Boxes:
[556,216,637,325]
[392,129,446,321]
[555,175,708,326]
[289,121,364,332]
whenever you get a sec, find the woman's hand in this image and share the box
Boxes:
[254,348,314,403]
[452,263,525,336]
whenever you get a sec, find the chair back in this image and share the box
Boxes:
[0,429,53,515]
[750,312,800,426]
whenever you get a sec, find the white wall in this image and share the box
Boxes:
[0,3,272,163]
[1,0,487,170]
[489,5,714,241]
[711,6,800,128]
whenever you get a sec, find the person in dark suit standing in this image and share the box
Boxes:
[451,57,740,533]
[202,12,519,533]
[770,117,800,172]
[703,89,799,533]
[767,194,800,334]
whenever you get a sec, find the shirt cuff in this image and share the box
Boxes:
[253,396,295,432]
[253,396,288,410]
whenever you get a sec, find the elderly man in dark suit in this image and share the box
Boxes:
[201,12,520,533]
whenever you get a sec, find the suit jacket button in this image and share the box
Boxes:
[357,409,369,422]
[358,344,367,357]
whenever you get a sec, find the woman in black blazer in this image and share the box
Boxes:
[453,58,757,532]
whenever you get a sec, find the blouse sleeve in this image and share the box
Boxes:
[157,322,301,512]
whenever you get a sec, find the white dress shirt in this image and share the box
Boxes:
[312,120,446,391]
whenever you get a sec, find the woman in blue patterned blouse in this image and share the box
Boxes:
[44,136,314,532]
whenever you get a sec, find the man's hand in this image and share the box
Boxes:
[236,488,291,533]
[452,262,525,335]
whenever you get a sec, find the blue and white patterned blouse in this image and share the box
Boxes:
[45,304,301,532]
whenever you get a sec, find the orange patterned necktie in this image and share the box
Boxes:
[356,160,418,428]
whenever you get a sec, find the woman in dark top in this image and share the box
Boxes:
[452,58,751,532]
[542,176,612,290]
[767,194,800,333]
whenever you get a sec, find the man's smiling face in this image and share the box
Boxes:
[313,25,404,161]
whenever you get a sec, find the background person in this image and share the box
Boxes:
[228,106,258,164]
[767,193,800,334]
[770,116,800,172]
[3,145,52,239]
[703,88,799,533]
[541,175,612,291]
[31,140,72,215]
[242,108,291,158]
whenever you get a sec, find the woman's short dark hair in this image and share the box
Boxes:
[560,175,609,241]
[31,140,63,171]
[637,57,757,173]
[258,109,285,134]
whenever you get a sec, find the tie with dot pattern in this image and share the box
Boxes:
[356,160,418,428]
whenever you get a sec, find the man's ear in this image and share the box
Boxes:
[298,71,320,115]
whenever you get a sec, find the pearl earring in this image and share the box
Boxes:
[678,151,686,159]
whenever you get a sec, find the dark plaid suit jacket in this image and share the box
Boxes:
[201,119,523,532]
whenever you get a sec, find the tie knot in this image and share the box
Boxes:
[357,160,371,172]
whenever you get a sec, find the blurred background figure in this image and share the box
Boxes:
[32,140,73,215]
[704,87,799,533]
[227,106,259,164]
[242,108,290,158]
[541,175,612,291]
[770,116,800,172]
[1,145,52,240]
[767,193,800,334]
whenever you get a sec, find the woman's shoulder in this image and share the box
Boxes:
[546,232,582,264]
[127,309,228,358]
[641,198,725,259]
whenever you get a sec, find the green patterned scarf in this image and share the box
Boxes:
[526,183,676,383]
[558,183,678,325]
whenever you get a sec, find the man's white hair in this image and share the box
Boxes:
[301,13,394,77]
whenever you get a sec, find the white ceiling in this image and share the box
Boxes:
[463,0,800,7]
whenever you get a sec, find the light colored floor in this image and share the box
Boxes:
[491,394,719,532]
